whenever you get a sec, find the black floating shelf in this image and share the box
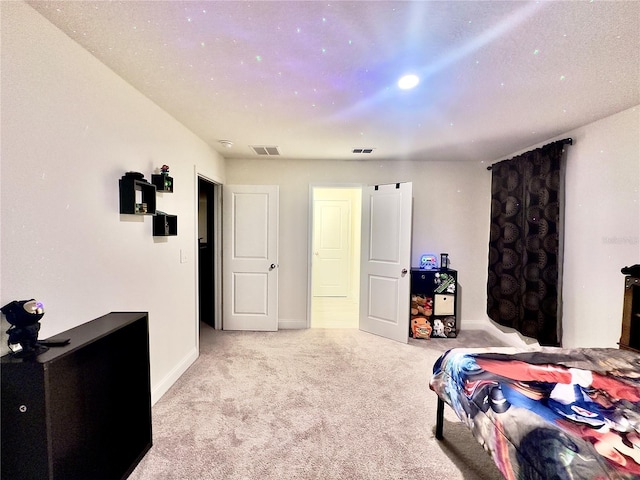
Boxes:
[119,173,156,215]
[151,174,173,193]
[153,213,177,236]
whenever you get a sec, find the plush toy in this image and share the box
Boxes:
[432,318,446,337]
[411,295,433,317]
[410,295,434,338]
[412,316,432,339]
[443,317,456,338]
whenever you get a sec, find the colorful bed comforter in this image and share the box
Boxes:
[429,347,640,480]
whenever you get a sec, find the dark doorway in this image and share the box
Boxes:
[198,177,216,328]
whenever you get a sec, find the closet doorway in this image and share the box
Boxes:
[197,177,221,330]
[309,186,361,328]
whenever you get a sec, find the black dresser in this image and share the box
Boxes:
[1,312,152,480]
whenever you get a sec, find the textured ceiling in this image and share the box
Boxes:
[28,1,640,163]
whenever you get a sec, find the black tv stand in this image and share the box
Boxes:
[1,312,152,480]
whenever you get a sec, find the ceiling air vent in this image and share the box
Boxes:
[251,145,280,156]
[352,148,375,154]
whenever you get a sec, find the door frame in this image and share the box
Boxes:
[194,170,223,351]
[197,177,219,330]
[307,183,363,328]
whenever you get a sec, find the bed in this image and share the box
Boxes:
[429,347,640,479]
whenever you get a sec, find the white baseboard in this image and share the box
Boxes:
[461,319,490,330]
[151,347,198,405]
[278,317,537,348]
[278,318,307,329]
[462,319,539,349]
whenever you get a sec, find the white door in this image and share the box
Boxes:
[312,199,351,297]
[359,182,412,343]
[223,185,279,331]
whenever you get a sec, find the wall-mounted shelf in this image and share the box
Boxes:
[119,173,156,215]
[153,213,177,236]
[151,174,173,193]
[119,171,177,236]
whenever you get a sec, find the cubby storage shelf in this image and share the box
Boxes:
[153,213,177,236]
[119,173,156,215]
[151,174,173,193]
[410,268,458,339]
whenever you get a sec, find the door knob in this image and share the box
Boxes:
[401,268,408,275]
[270,264,277,270]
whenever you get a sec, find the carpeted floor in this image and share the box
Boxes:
[128,325,507,480]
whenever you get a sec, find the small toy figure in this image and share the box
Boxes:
[1,299,47,357]
[434,272,456,294]
[161,164,170,174]
[432,318,446,337]
[443,317,456,337]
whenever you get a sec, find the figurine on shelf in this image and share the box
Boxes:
[159,165,172,191]
[1,299,47,357]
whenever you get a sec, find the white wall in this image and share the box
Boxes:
[0,2,225,403]
[477,106,640,347]
[561,106,640,347]
[226,158,493,330]
[227,106,639,348]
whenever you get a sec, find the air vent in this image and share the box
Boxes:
[251,145,280,156]
[352,148,375,154]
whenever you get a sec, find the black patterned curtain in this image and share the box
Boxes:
[487,140,570,346]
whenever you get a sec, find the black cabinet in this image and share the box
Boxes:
[1,312,152,480]
[410,268,457,338]
[119,173,156,215]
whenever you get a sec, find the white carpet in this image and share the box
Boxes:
[128,326,506,480]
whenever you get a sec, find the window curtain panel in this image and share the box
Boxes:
[487,140,569,346]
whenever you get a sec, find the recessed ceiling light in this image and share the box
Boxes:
[219,140,233,148]
[398,74,420,90]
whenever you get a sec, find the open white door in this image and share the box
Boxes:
[359,182,412,343]
[223,185,279,331]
